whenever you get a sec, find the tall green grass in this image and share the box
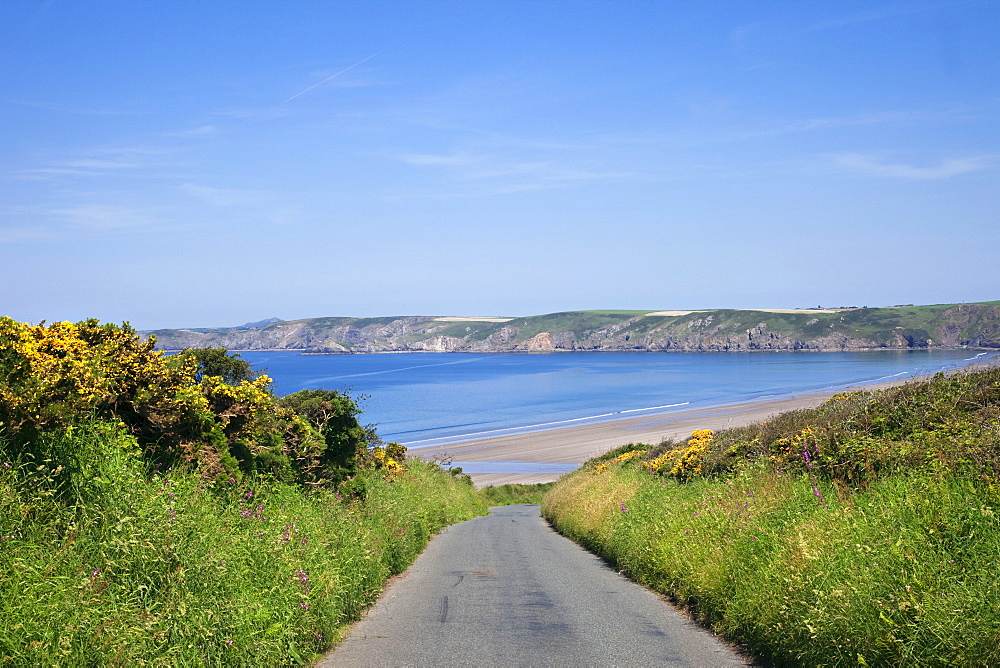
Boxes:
[543,367,1000,665]
[479,482,555,506]
[0,421,486,666]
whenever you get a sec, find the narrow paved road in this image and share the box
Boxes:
[319,505,752,667]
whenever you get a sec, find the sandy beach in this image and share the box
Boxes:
[409,361,997,488]
[410,391,843,487]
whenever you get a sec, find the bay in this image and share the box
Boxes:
[237,349,994,446]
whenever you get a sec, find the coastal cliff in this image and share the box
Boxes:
[144,301,1000,353]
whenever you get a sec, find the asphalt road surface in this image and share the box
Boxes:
[319,505,752,667]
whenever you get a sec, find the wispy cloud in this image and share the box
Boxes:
[21,145,171,180]
[394,146,629,197]
[0,201,169,241]
[166,125,218,137]
[733,108,970,142]
[0,226,45,244]
[179,183,301,225]
[396,152,478,167]
[806,1,954,31]
[5,96,131,116]
[466,160,623,184]
[179,184,265,208]
[46,204,160,231]
[830,153,997,179]
[214,107,295,121]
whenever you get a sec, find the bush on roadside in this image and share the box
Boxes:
[0,317,390,485]
[0,317,489,664]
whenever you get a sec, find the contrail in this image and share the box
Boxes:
[283,53,379,103]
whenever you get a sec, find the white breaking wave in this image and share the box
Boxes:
[404,402,690,447]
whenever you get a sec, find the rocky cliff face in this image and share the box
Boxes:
[145,304,1000,353]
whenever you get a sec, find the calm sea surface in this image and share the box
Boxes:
[237,349,995,446]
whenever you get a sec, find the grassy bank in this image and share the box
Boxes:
[0,422,486,666]
[542,367,1000,665]
[0,320,490,664]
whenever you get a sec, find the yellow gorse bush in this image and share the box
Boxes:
[0,317,185,432]
[648,429,714,480]
[369,442,407,475]
[0,317,397,485]
[594,448,647,474]
[767,426,816,464]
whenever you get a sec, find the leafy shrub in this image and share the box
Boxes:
[0,318,386,485]
[168,346,257,384]
[645,429,713,480]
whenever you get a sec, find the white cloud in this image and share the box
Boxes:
[0,227,44,243]
[167,125,218,137]
[6,97,131,117]
[178,183,301,225]
[179,183,264,208]
[48,204,158,231]
[393,144,630,198]
[396,152,478,166]
[2,203,142,238]
[21,145,170,180]
[213,107,295,121]
[734,108,968,142]
[830,153,996,179]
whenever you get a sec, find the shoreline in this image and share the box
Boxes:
[413,391,845,487]
[415,358,998,488]
[157,345,999,355]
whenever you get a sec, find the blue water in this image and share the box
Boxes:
[238,349,994,446]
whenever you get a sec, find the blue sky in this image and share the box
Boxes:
[2,0,998,329]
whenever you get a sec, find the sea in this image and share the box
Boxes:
[237,349,995,448]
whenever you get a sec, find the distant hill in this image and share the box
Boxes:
[143,301,1000,353]
[234,317,283,330]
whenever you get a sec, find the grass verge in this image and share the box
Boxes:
[542,367,1000,665]
[0,422,486,666]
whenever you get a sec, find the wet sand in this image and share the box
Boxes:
[409,361,997,488]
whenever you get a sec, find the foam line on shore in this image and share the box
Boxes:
[868,371,910,383]
[403,401,691,447]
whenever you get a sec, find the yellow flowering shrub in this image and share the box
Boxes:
[367,443,407,475]
[0,318,378,485]
[767,427,817,465]
[594,448,647,474]
[0,318,187,433]
[648,429,714,480]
